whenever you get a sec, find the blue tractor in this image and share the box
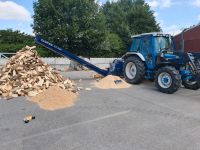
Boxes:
[120,32,200,94]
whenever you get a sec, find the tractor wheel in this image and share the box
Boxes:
[123,56,145,84]
[182,74,200,90]
[155,67,181,94]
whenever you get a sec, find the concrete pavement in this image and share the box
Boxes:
[0,71,200,150]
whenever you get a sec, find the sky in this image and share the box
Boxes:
[0,0,200,35]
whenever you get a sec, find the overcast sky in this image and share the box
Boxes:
[0,0,200,35]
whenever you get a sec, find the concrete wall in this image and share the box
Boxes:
[0,58,116,71]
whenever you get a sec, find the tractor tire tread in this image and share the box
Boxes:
[123,56,145,84]
[182,74,200,90]
[155,66,181,94]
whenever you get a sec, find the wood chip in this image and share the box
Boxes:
[28,91,38,97]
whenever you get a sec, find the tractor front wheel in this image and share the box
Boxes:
[123,56,145,84]
[155,67,181,94]
[182,75,200,90]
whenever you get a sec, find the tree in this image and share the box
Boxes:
[102,0,160,52]
[101,1,131,53]
[0,29,54,57]
[93,32,124,57]
[126,0,160,34]
[33,0,108,57]
[32,0,161,57]
[0,29,33,53]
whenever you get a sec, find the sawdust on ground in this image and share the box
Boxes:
[28,86,77,111]
[94,75,131,89]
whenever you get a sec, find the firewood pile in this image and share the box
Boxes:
[0,46,77,99]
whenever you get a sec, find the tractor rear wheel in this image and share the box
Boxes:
[123,56,145,84]
[155,67,181,94]
[182,75,200,90]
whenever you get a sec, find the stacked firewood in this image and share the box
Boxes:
[0,46,77,99]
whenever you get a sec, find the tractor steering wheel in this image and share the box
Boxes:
[160,47,169,54]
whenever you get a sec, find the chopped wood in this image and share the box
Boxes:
[0,46,77,99]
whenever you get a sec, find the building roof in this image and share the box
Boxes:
[175,23,200,36]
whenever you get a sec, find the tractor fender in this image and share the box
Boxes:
[122,52,145,61]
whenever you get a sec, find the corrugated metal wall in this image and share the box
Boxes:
[174,25,200,52]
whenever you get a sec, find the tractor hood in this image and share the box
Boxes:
[163,53,180,60]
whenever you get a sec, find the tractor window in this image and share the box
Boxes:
[143,38,151,50]
[142,37,152,54]
[155,36,172,52]
[132,38,141,52]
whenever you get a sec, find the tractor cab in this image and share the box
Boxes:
[129,33,177,70]
[131,32,174,53]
